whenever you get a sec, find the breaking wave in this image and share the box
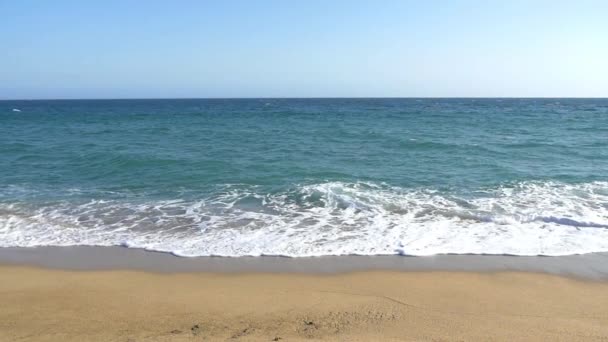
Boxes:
[1,181,608,257]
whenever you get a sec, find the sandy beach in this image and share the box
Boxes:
[2,264,608,341]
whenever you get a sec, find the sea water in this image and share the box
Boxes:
[1,98,607,256]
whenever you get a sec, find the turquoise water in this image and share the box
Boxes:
[1,98,608,256]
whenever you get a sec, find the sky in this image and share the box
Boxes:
[1,0,607,99]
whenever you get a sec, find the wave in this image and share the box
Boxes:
[1,181,608,257]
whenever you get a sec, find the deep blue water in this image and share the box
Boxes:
[1,98,608,256]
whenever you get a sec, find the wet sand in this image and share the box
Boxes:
[1,246,608,278]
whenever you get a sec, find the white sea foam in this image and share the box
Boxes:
[1,181,608,257]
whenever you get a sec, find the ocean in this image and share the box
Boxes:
[1,98,607,257]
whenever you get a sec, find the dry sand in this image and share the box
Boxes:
[1,266,608,341]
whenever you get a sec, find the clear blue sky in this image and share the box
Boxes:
[1,0,607,99]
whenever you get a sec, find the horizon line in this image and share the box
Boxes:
[2,96,608,101]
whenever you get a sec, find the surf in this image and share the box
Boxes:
[1,181,607,257]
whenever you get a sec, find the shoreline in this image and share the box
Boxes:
[1,245,608,279]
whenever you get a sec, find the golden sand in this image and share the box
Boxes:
[1,266,607,341]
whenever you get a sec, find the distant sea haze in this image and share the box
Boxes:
[1,98,608,257]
